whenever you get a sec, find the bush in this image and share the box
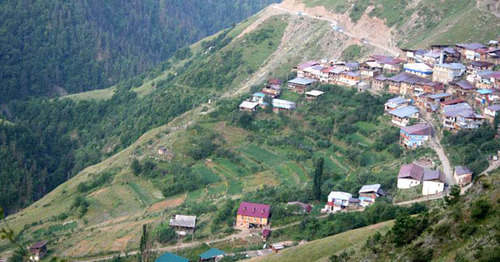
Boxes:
[156,224,177,244]
[471,199,491,220]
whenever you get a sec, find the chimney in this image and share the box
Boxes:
[261,209,265,214]
[439,52,444,64]
[252,208,256,212]
[243,207,246,211]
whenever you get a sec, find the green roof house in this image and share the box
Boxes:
[156,252,189,262]
[199,248,226,261]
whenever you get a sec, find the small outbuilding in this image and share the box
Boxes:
[199,248,226,262]
[454,166,473,186]
[305,90,324,100]
[169,215,197,235]
[239,101,259,112]
[29,241,48,261]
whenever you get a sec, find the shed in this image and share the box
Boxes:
[305,90,324,100]
[199,248,226,262]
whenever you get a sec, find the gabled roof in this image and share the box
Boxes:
[449,80,474,90]
[455,166,472,175]
[237,202,270,218]
[388,106,419,118]
[288,77,316,85]
[398,163,425,180]
[272,99,296,110]
[456,43,486,50]
[423,169,445,183]
[388,72,432,85]
[328,191,352,201]
[468,61,494,67]
[169,215,196,228]
[443,103,472,117]
[386,96,407,105]
[156,253,189,262]
[199,248,226,260]
[426,93,452,100]
[239,101,259,109]
[441,99,465,106]
[30,241,48,249]
[401,123,432,136]
[359,184,385,195]
[287,201,312,211]
[436,63,465,70]
[297,61,319,70]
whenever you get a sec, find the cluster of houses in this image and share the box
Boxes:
[294,40,500,133]
[321,184,386,213]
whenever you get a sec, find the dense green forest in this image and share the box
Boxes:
[0,16,288,214]
[0,0,278,102]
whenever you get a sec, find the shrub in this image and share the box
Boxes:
[471,199,491,220]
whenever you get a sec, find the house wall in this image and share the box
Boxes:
[397,178,420,189]
[454,172,472,186]
[422,181,444,195]
[236,215,268,228]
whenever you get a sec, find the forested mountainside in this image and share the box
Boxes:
[0,0,279,102]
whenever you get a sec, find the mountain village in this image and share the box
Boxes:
[2,1,499,260]
[145,39,500,262]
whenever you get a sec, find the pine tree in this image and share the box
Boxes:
[313,157,324,201]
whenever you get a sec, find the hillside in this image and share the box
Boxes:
[1,0,499,260]
[0,0,279,102]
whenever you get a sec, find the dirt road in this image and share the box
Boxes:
[270,4,400,56]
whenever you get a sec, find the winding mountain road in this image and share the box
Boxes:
[270,4,400,56]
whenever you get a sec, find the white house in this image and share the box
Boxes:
[388,106,420,127]
[397,163,424,189]
[384,96,409,112]
[485,105,500,122]
[422,169,445,195]
[322,191,359,213]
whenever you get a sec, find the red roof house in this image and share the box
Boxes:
[236,202,270,228]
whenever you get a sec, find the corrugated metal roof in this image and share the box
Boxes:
[288,77,316,85]
[455,166,472,175]
[169,215,196,228]
[388,106,419,118]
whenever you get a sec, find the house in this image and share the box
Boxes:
[384,96,409,112]
[199,248,226,262]
[295,61,319,77]
[287,77,316,94]
[455,43,487,61]
[261,87,280,98]
[388,106,419,127]
[467,61,495,74]
[370,55,404,73]
[485,104,500,122]
[386,72,434,95]
[422,169,445,195]
[397,163,425,189]
[156,252,189,262]
[432,63,466,83]
[422,50,443,65]
[236,202,270,228]
[305,90,324,100]
[322,191,359,213]
[358,184,385,207]
[455,110,485,130]
[360,61,382,79]
[426,92,453,104]
[442,103,474,130]
[252,92,267,105]
[357,82,370,92]
[169,215,197,235]
[302,65,325,79]
[397,164,444,195]
[448,80,475,99]
[475,89,496,106]
[337,71,361,86]
[272,99,296,113]
[268,78,283,86]
[476,71,500,89]
[29,241,48,261]
[286,202,312,213]
[403,63,433,78]
[454,166,473,187]
[372,75,388,91]
[239,101,259,112]
[400,123,432,149]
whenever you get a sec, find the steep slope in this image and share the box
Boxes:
[0,0,279,102]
